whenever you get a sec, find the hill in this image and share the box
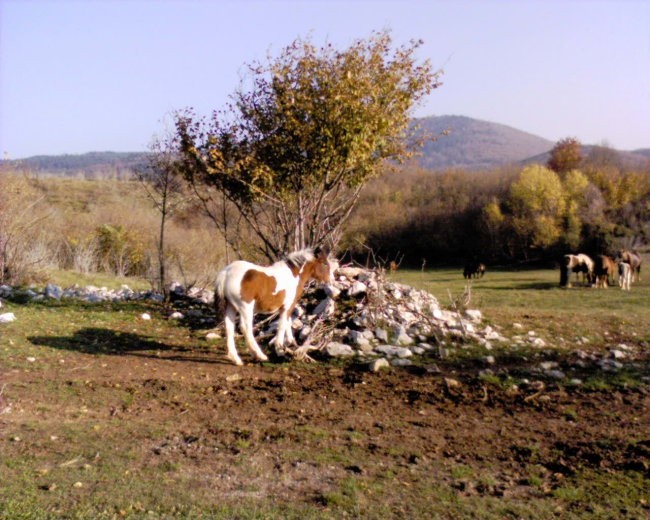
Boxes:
[411,115,554,170]
[3,116,648,175]
[5,151,147,178]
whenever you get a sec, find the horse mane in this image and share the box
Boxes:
[284,248,316,270]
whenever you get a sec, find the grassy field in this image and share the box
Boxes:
[0,266,648,519]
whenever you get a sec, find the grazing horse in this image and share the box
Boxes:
[561,253,594,287]
[593,255,617,288]
[617,250,642,282]
[215,247,336,366]
[463,262,486,279]
[618,261,632,291]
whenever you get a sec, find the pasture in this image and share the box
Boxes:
[1,266,648,519]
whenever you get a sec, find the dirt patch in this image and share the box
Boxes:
[2,347,649,516]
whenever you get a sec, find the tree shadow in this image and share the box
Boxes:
[28,327,226,364]
[480,282,560,291]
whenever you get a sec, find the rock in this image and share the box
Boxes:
[324,285,341,298]
[390,325,414,346]
[347,330,369,348]
[530,337,546,348]
[610,349,627,359]
[348,281,368,297]
[312,297,335,318]
[539,361,559,371]
[205,332,220,341]
[140,313,151,321]
[169,311,184,320]
[390,358,413,367]
[546,370,565,380]
[325,342,355,357]
[45,284,63,300]
[374,345,412,358]
[374,327,389,343]
[483,356,495,365]
[368,358,390,372]
[0,313,16,323]
[464,309,482,322]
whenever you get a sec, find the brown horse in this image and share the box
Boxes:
[593,255,616,288]
[463,262,486,279]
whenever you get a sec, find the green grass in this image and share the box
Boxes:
[1,267,649,519]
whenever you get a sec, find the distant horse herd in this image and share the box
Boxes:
[560,250,641,290]
[461,250,642,291]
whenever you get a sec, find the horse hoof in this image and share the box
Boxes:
[257,354,269,362]
[227,354,244,366]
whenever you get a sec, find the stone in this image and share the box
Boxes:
[464,309,482,322]
[312,297,335,317]
[368,358,390,372]
[169,312,184,320]
[0,313,16,323]
[375,327,388,343]
[390,358,413,367]
[374,345,412,358]
[347,330,370,348]
[348,281,368,297]
[325,342,355,357]
[45,284,63,300]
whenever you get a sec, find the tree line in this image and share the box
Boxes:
[346,138,650,267]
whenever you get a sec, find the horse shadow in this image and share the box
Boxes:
[28,327,223,364]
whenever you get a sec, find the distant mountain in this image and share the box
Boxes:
[5,151,147,178]
[411,115,554,170]
[3,117,648,175]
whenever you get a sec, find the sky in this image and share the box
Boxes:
[1,0,648,159]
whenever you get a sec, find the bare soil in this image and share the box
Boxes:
[2,340,649,517]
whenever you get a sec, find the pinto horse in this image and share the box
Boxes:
[618,261,632,291]
[215,247,336,366]
[561,253,594,287]
[593,255,617,288]
[617,250,642,282]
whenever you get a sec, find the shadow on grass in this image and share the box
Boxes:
[28,327,227,364]
[478,282,562,291]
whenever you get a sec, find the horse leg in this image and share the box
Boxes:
[239,303,268,362]
[224,304,243,366]
[272,308,290,356]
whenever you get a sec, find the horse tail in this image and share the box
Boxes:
[214,268,228,323]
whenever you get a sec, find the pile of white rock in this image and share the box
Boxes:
[257,266,508,368]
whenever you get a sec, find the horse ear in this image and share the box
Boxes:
[314,245,329,260]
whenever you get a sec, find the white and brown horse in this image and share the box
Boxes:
[215,247,336,365]
[617,250,642,282]
[618,261,632,291]
[561,253,594,287]
[593,255,617,288]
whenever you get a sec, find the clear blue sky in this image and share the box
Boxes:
[1,0,648,159]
